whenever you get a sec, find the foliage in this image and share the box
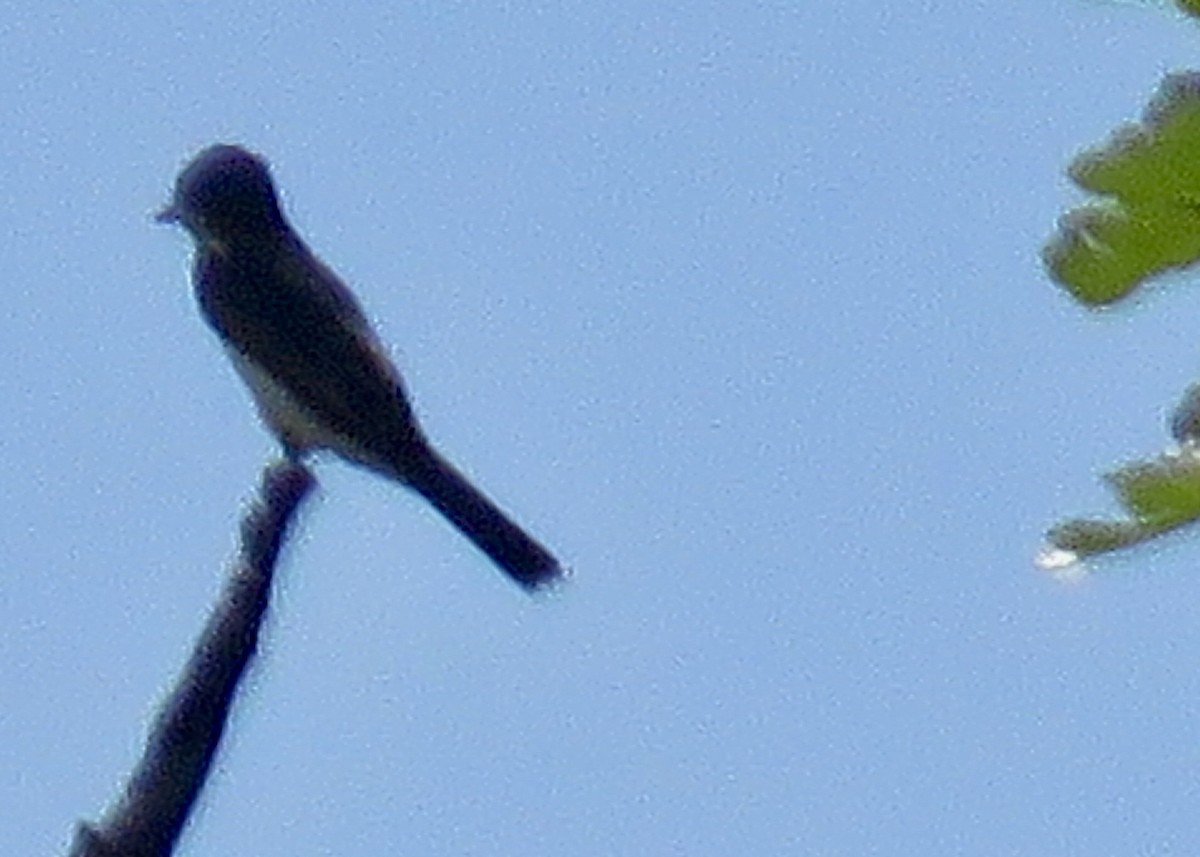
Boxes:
[1042,72,1200,568]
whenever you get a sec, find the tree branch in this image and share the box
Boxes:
[69,460,315,857]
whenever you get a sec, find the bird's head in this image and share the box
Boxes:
[157,144,284,242]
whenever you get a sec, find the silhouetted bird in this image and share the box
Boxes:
[158,144,562,590]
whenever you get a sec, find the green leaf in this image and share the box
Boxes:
[1044,72,1200,305]
[1108,451,1200,528]
[1045,517,1145,558]
[1043,449,1200,566]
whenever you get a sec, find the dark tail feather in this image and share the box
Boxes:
[403,445,561,590]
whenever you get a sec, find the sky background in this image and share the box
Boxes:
[4,2,1200,855]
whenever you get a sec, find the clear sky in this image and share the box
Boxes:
[4,2,1200,855]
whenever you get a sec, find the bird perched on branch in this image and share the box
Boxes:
[158,144,562,591]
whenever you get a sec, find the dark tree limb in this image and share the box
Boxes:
[69,460,315,857]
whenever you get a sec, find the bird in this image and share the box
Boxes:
[157,144,562,591]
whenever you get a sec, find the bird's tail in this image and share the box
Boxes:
[402,444,562,590]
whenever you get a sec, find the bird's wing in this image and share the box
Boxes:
[195,237,420,463]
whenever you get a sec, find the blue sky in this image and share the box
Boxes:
[4,2,1200,855]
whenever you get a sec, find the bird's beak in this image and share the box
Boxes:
[154,204,181,225]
